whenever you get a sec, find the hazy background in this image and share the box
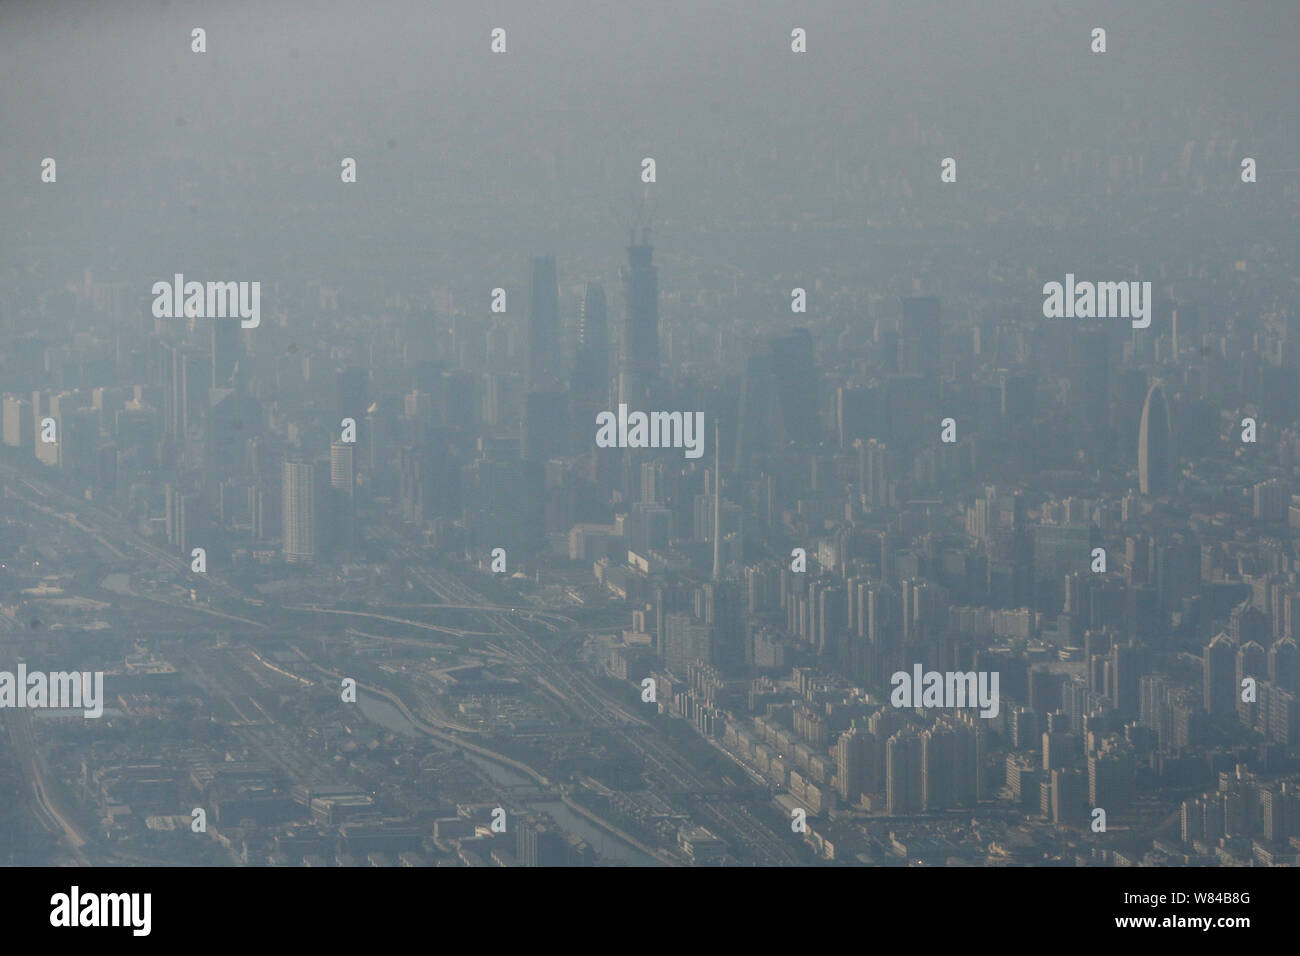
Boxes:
[3,0,1299,326]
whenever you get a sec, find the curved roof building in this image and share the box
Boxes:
[1138,382,1174,496]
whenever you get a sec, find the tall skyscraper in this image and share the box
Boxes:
[858,438,890,509]
[526,255,561,391]
[1138,382,1174,495]
[571,282,610,455]
[160,344,205,444]
[1069,326,1110,434]
[573,282,609,398]
[768,329,818,445]
[282,458,318,564]
[1203,632,1236,716]
[619,229,659,408]
[330,440,355,497]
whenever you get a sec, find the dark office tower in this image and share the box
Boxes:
[1203,632,1236,716]
[1068,327,1109,433]
[734,349,781,471]
[1112,367,1147,445]
[769,329,818,445]
[619,229,659,408]
[336,367,368,423]
[1110,643,1142,720]
[1138,382,1174,495]
[212,317,241,389]
[282,459,318,564]
[526,255,562,390]
[206,390,261,482]
[858,438,891,509]
[899,297,940,379]
[571,282,609,453]
[364,401,392,496]
[699,581,744,675]
[1050,767,1087,827]
[883,374,933,456]
[1088,746,1136,813]
[573,283,609,397]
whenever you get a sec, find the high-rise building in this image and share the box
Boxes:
[835,724,874,804]
[160,344,206,444]
[1088,743,1136,812]
[858,439,890,509]
[1069,326,1110,434]
[1050,767,1088,827]
[330,440,355,497]
[1203,632,1237,716]
[921,726,956,810]
[886,730,922,815]
[165,483,203,557]
[1270,637,1299,692]
[769,329,818,445]
[664,612,711,678]
[282,458,318,564]
[573,282,609,400]
[2,396,33,449]
[526,255,561,391]
[571,282,610,454]
[619,229,659,408]
[1237,640,1268,727]
[1138,382,1174,495]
